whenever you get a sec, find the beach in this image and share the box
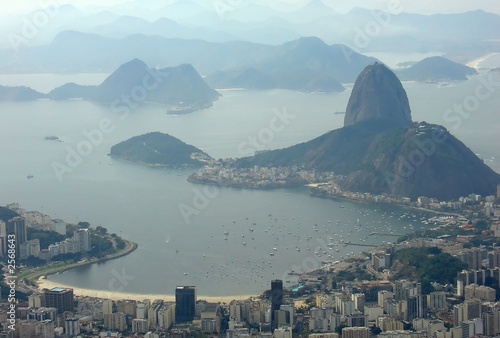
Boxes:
[37,277,256,303]
[466,52,500,68]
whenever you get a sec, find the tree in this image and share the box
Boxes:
[78,221,90,228]
[335,324,347,336]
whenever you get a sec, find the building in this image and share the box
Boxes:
[73,228,91,252]
[461,318,483,338]
[352,293,366,312]
[427,292,446,311]
[132,318,149,334]
[6,217,27,255]
[104,312,127,331]
[43,287,74,314]
[175,286,196,323]
[19,239,40,260]
[346,311,368,327]
[271,280,283,329]
[103,299,113,315]
[65,317,80,336]
[342,327,370,338]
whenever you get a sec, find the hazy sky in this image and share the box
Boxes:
[3,0,500,15]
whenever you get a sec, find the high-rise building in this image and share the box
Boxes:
[175,286,196,323]
[103,299,113,315]
[43,287,74,314]
[65,317,80,336]
[342,327,370,338]
[73,228,91,252]
[271,279,283,329]
[6,217,27,255]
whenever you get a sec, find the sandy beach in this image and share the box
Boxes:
[37,277,257,303]
[466,53,500,68]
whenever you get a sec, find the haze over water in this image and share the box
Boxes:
[0,68,499,296]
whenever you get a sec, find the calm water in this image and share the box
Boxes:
[0,68,499,296]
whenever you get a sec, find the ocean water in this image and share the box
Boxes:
[0,69,498,297]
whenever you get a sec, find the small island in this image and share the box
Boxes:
[397,56,477,82]
[109,132,214,169]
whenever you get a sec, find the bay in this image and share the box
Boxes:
[0,69,498,297]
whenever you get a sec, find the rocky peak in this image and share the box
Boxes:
[344,62,412,128]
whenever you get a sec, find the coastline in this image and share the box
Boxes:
[309,188,461,217]
[37,277,255,303]
[466,52,500,69]
[20,240,138,291]
[24,238,257,304]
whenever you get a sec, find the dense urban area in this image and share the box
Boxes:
[0,183,499,338]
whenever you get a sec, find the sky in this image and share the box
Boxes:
[2,0,500,15]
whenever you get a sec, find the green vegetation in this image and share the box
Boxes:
[393,247,467,293]
[90,233,115,258]
[332,267,373,287]
[110,132,211,168]
[0,206,19,222]
[27,228,66,249]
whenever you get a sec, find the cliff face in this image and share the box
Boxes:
[344,62,412,129]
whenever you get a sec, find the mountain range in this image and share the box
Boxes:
[0,59,220,113]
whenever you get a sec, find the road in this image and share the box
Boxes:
[13,240,138,295]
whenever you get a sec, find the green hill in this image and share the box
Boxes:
[110,132,212,168]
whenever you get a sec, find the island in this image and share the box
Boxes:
[397,56,477,82]
[0,59,220,114]
[109,132,214,169]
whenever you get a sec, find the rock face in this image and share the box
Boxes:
[344,62,411,128]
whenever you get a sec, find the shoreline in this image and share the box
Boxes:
[20,240,138,291]
[30,239,257,303]
[25,186,458,302]
[466,52,500,69]
[37,277,256,303]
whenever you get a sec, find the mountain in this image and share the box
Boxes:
[287,0,338,23]
[345,62,411,128]
[397,56,477,82]
[206,37,377,92]
[234,63,500,200]
[110,132,212,168]
[0,86,46,101]
[46,59,220,112]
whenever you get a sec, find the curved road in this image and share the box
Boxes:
[15,240,138,294]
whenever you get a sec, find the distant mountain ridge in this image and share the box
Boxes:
[0,59,220,113]
[397,56,477,82]
[206,37,377,92]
